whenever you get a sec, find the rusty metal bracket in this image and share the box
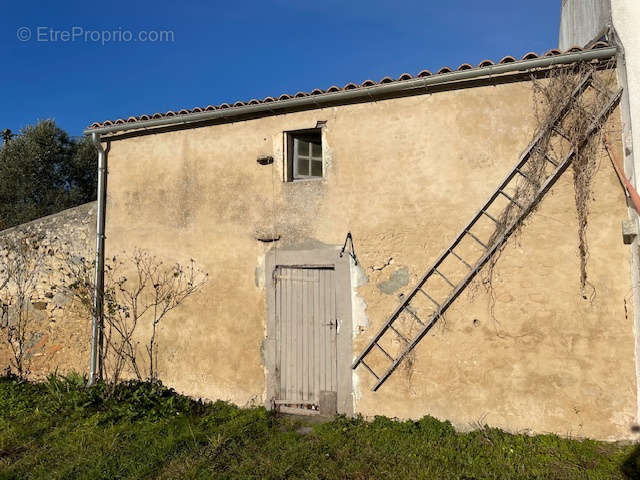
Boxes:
[339,232,358,265]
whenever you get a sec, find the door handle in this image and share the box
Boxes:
[323,319,339,329]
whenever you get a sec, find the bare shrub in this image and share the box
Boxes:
[0,235,50,378]
[58,247,207,384]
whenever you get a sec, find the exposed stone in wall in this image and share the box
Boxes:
[0,202,96,378]
[377,266,409,294]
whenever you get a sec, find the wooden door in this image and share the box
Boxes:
[274,266,337,414]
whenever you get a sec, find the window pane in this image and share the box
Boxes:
[311,160,323,177]
[297,157,309,176]
[311,141,322,157]
[297,139,309,156]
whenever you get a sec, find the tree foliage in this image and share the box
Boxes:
[0,120,97,230]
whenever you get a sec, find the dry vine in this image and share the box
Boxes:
[479,60,617,303]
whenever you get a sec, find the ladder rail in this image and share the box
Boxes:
[352,72,594,371]
[373,155,574,390]
[369,88,622,391]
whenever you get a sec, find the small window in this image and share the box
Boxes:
[287,129,323,181]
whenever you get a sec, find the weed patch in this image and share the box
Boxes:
[0,375,637,479]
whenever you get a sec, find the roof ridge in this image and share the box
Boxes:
[88,41,613,131]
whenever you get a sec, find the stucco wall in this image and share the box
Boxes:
[611,0,640,435]
[612,1,640,182]
[100,70,636,440]
[0,202,96,378]
[559,0,640,438]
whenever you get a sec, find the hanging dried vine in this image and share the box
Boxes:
[480,60,617,300]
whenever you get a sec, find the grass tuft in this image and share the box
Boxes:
[0,374,637,479]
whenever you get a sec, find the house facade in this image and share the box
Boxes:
[72,40,632,440]
[2,7,639,441]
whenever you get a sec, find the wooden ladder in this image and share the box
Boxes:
[352,72,622,391]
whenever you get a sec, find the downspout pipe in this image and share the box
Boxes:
[84,47,618,137]
[88,132,107,386]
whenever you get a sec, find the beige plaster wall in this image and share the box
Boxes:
[612,0,640,435]
[103,74,635,440]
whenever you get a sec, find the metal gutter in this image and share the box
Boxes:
[85,46,617,137]
[88,132,107,385]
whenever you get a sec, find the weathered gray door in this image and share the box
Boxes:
[274,266,337,414]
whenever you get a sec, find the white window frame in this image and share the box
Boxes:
[286,129,323,181]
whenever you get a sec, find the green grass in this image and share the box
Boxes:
[0,374,638,479]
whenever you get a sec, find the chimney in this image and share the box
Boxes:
[559,0,611,50]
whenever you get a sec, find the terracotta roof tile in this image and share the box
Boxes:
[88,42,613,130]
[521,52,539,60]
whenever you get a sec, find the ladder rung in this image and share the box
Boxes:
[389,324,409,343]
[354,73,621,392]
[450,250,473,270]
[465,230,489,250]
[360,360,379,380]
[482,210,499,224]
[498,190,524,209]
[434,269,455,288]
[375,342,395,362]
[418,288,441,308]
[403,305,425,326]
[588,82,608,96]
[515,168,535,183]
[552,126,570,141]
[545,154,559,167]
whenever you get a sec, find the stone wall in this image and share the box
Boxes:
[0,202,96,379]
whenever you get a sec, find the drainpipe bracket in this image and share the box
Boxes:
[623,219,638,245]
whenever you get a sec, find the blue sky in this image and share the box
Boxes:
[1,1,561,137]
